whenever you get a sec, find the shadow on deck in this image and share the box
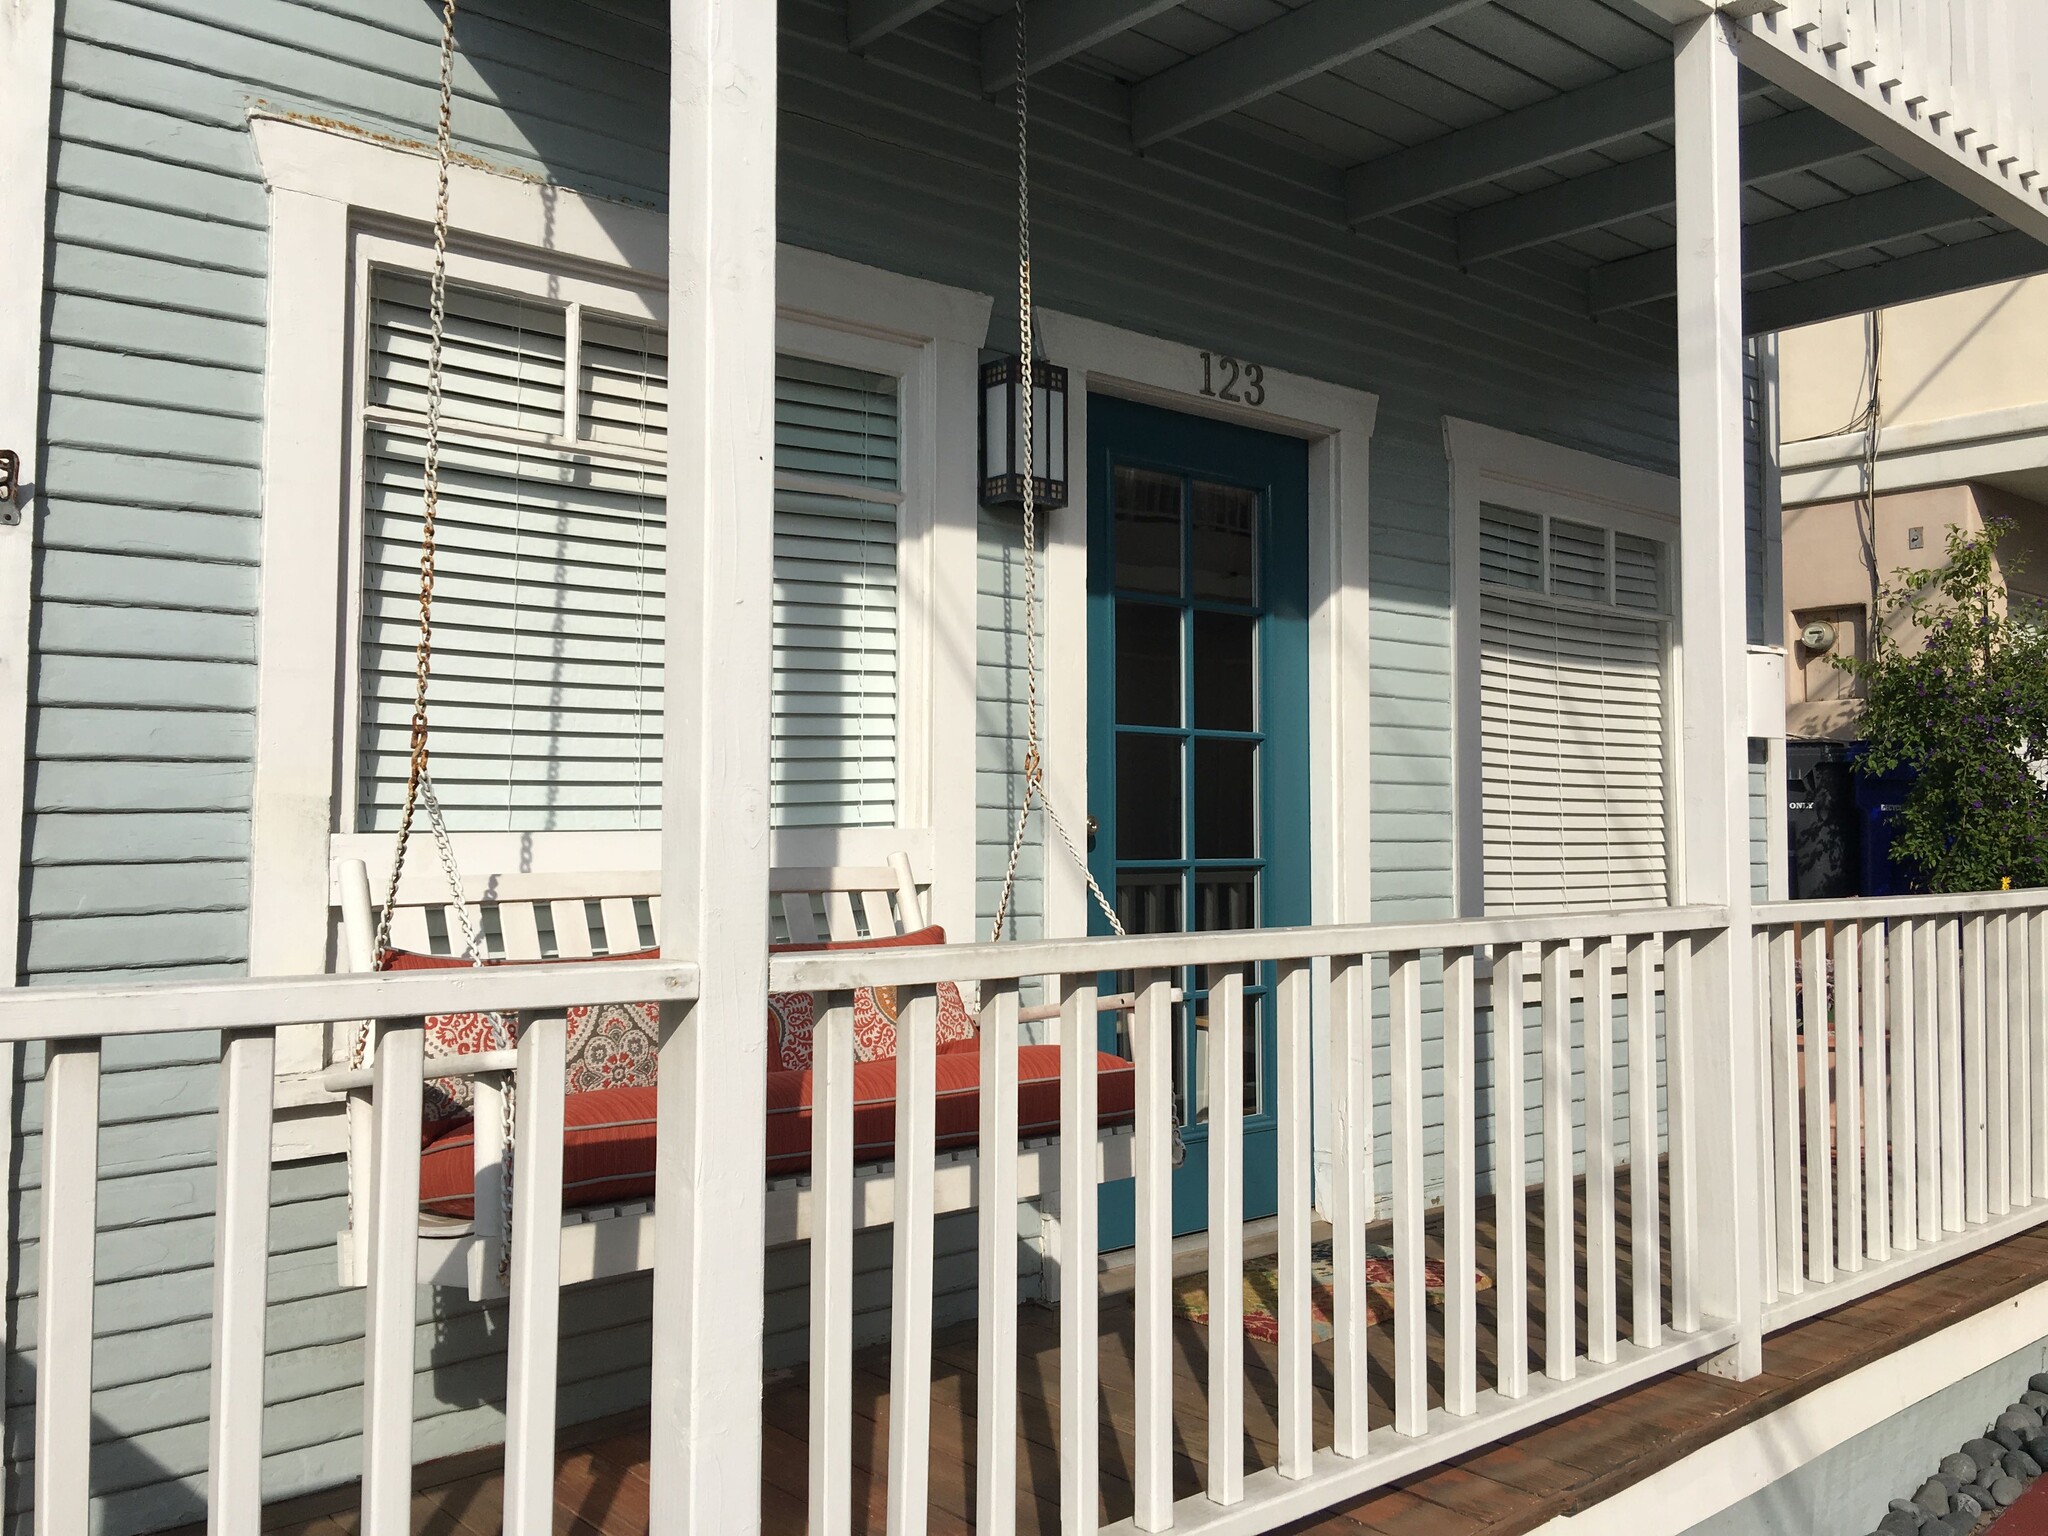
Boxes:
[230,1190,2048,1536]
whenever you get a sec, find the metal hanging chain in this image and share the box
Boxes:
[989,0,1126,945]
[369,0,481,973]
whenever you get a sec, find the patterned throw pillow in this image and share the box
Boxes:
[768,924,977,1070]
[564,1001,663,1093]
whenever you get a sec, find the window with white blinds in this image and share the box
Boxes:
[354,266,901,834]
[1478,502,1672,914]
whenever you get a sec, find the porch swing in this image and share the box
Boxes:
[328,0,1139,1301]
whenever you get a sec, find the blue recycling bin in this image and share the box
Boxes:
[1846,744,1914,897]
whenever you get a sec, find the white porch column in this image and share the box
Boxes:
[1673,12,1764,1379]
[648,1,777,1530]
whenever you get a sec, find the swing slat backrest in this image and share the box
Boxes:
[337,855,928,968]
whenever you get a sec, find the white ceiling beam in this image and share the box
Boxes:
[1456,107,1864,263]
[1589,177,1989,312]
[980,0,1183,95]
[1345,62,1770,223]
[1744,229,2048,334]
[1128,0,1492,150]
[846,0,948,52]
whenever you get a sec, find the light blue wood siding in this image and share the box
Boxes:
[15,3,671,1531]
[15,1,1776,1530]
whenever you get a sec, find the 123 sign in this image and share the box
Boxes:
[1199,351,1267,407]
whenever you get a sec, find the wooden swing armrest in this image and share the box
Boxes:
[1014,987,1185,1026]
[321,1049,519,1095]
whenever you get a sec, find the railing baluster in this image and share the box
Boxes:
[2033,910,2048,1199]
[1861,919,1889,1266]
[1964,914,1991,1224]
[1330,953,1374,1454]
[813,995,857,1536]
[209,1027,275,1536]
[1539,940,1576,1381]
[888,985,939,1536]
[1626,936,1661,1348]
[1208,967,1246,1505]
[1914,917,1940,1243]
[1495,945,1530,1398]
[1442,945,1480,1414]
[2011,913,2033,1209]
[1585,939,1618,1366]
[363,1017,424,1536]
[1390,949,1428,1433]
[1988,914,2011,1218]
[36,1037,101,1536]
[1769,926,1802,1296]
[1059,974,1100,1536]
[1893,918,1918,1250]
[505,1011,567,1536]
[1752,927,1775,1301]
[1126,971,1171,1532]
[1276,958,1314,1473]
[1667,931,1697,1335]
[1833,922,1862,1276]
[1938,915,1965,1233]
[1800,923,1834,1285]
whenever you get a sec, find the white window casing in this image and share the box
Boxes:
[1446,418,1682,920]
[248,119,989,1151]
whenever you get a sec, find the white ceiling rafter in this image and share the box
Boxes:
[1344,61,1772,224]
[1588,175,1987,310]
[1127,0,1494,150]
[1744,228,2048,333]
[846,0,949,52]
[1455,107,1865,263]
[979,0,1183,95]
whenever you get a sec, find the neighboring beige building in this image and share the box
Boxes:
[1779,278,2048,741]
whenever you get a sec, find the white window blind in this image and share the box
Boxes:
[356,268,901,833]
[1478,503,1671,914]
[770,354,900,829]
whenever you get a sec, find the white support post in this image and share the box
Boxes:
[35,1039,100,1536]
[209,1028,276,1536]
[649,2,777,1530]
[1058,974,1099,1536]
[0,7,58,1517]
[1673,12,1763,1381]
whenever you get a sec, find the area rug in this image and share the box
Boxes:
[1173,1240,1493,1343]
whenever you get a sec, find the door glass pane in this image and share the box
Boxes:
[1115,466,1182,595]
[1116,602,1180,727]
[1194,870,1258,996]
[1193,610,1255,731]
[1193,737,1257,858]
[1191,480,1257,602]
[1116,734,1182,859]
[1116,877,1183,936]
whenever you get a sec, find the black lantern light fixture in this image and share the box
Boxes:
[980,354,1069,510]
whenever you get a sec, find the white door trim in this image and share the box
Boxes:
[1033,309,1378,1201]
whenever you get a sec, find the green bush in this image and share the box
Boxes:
[1840,519,2048,893]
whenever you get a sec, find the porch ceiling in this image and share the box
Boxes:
[848,0,2048,334]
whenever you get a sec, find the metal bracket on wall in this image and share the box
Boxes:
[0,451,20,527]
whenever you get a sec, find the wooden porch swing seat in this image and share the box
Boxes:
[329,855,1138,1300]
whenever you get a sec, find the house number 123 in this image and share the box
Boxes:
[1199,351,1266,406]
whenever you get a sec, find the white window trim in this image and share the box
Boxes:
[248,117,989,1152]
[1034,308,1378,1207]
[1446,417,1682,919]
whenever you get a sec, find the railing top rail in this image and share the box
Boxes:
[0,959,700,1044]
[1755,887,2048,926]
[770,904,1733,991]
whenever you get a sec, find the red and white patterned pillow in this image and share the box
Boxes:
[768,924,977,1071]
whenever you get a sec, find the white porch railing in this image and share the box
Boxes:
[1754,888,2048,1336]
[24,892,2048,1534]
[776,905,1740,1535]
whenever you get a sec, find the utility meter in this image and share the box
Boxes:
[1801,619,1839,654]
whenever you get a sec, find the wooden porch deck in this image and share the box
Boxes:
[237,1206,2048,1536]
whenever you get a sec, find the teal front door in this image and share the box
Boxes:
[1088,394,1311,1247]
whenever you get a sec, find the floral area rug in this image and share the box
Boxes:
[1173,1239,1493,1343]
